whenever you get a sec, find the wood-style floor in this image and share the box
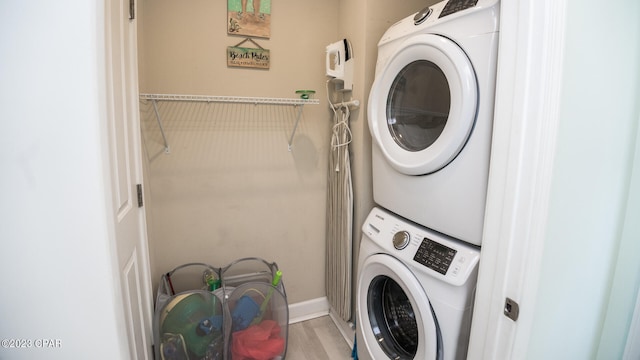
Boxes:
[286,316,354,359]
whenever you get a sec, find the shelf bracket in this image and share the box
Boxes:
[288,105,305,151]
[151,99,170,154]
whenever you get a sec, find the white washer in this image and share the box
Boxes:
[356,207,480,360]
[368,0,500,246]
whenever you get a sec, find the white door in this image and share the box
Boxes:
[368,34,478,175]
[105,0,153,359]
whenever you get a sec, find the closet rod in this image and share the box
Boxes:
[139,93,320,106]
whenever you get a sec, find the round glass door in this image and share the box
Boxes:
[368,34,478,175]
[368,275,418,359]
[387,60,450,153]
[357,254,439,360]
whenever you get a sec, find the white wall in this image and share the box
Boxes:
[0,1,129,359]
[138,0,340,304]
[526,0,640,358]
[137,0,433,322]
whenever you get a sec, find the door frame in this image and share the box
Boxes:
[466,0,567,358]
[104,0,154,358]
[468,0,640,358]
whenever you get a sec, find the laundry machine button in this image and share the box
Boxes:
[414,7,433,25]
[452,265,461,276]
[393,231,411,250]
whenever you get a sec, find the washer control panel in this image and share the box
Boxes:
[362,207,480,285]
[413,238,457,275]
[439,0,479,18]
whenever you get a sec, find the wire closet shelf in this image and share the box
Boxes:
[140,93,320,106]
[139,93,320,152]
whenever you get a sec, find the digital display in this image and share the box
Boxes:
[439,0,479,18]
[413,238,457,275]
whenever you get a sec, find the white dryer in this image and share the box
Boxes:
[356,207,480,360]
[368,0,500,246]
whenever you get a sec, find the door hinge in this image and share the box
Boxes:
[136,184,143,208]
[504,297,520,322]
[129,0,135,20]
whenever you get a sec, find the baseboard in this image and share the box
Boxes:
[328,308,355,348]
[287,298,356,349]
[288,297,330,324]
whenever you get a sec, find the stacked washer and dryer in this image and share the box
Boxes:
[357,1,500,359]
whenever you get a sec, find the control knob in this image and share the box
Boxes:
[393,231,410,250]
[414,7,433,25]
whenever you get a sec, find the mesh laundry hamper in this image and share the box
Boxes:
[154,263,224,360]
[221,258,288,360]
[153,258,288,360]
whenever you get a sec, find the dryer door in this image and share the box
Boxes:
[357,254,441,360]
[368,34,478,175]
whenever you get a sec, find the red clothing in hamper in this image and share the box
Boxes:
[232,320,285,360]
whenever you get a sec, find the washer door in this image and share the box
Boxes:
[357,254,442,359]
[368,34,478,175]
